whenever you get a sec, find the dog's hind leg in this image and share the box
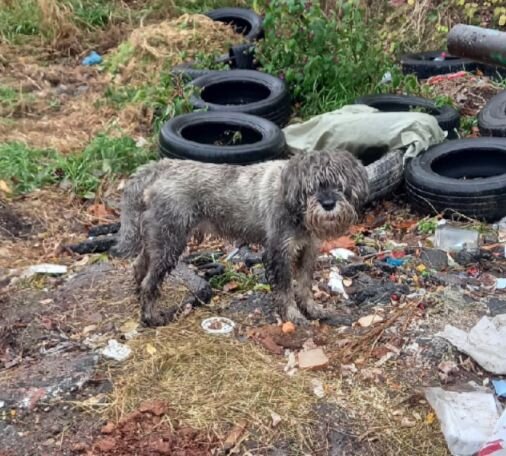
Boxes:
[138,209,189,327]
[263,239,308,325]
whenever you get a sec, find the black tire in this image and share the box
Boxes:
[478,91,506,137]
[205,7,263,42]
[229,43,257,69]
[405,138,506,221]
[365,150,404,202]
[158,112,286,164]
[190,70,291,127]
[355,94,460,138]
[400,51,479,79]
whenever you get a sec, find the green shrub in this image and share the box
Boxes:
[257,0,393,118]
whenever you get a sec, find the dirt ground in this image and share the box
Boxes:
[2,10,506,456]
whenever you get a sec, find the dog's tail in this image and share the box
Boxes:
[113,160,167,258]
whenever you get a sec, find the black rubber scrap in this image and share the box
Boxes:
[478,91,506,137]
[67,235,117,255]
[88,222,120,237]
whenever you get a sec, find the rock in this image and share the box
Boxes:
[357,314,384,327]
[420,248,448,271]
[298,348,329,370]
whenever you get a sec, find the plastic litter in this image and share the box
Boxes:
[328,267,349,299]
[82,51,103,66]
[437,315,506,375]
[101,339,132,362]
[386,257,406,267]
[478,409,506,456]
[496,279,506,290]
[493,380,506,398]
[425,386,501,456]
[22,264,68,278]
[201,317,235,335]
[330,248,356,260]
[434,225,479,252]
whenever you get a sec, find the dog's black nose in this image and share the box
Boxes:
[320,199,336,211]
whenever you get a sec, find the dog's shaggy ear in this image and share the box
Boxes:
[280,153,309,217]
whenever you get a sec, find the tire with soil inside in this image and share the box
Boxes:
[205,7,263,41]
[405,138,506,222]
[190,70,291,127]
[159,112,286,164]
[478,91,506,137]
[355,94,460,138]
[400,51,478,79]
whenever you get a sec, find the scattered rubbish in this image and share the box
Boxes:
[492,380,506,398]
[435,225,479,252]
[135,136,149,148]
[434,52,447,61]
[328,267,349,299]
[281,321,296,334]
[298,348,329,370]
[201,317,235,335]
[100,339,132,362]
[284,351,297,376]
[386,256,406,267]
[357,314,384,328]
[330,248,356,260]
[497,216,506,243]
[497,279,506,290]
[82,51,103,65]
[311,378,325,398]
[380,71,393,84]
[120,320,139,340]
[425,387,501,456]
[22,263,67,278]
[420,248,449,271]
[478,409,506,456]
[437,315,506,375]
[438,360,459,383]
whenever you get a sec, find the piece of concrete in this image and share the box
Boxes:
[298,348,329,370]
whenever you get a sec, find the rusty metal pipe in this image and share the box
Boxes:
[448,24,506,68]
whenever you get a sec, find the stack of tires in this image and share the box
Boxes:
[160,8,290,165]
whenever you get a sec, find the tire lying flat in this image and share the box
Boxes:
[478,91,506,137]
[190,70,291,127]
[355,94,460,138]
[159,112,286,165]
[400,51,478,79]
[405,138,506,221]
[205,7,263,41]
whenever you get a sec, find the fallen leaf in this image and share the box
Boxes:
[425,412,436,425]
[357,314,384,327]
[223,281,240,292]
[223,421,247,451]
[0,180,12,194]
[120,320,139,334]
[320,236,355,253]
[281,321,296,334]
[146,343,157,356]
[83,325,97,335]
[393,220,417,230]
[88,203,111,219]
[401,417,416,427]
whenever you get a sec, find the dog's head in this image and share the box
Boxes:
[281,149,369,239]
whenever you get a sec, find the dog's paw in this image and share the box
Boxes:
[284,304,309,326]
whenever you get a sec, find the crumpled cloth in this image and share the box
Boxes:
[282,104,446,162]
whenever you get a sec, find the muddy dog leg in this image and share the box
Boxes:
[294,244,349,325]
[138,210,189,327]
[263,238,308,325]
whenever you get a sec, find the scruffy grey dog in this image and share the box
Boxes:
[114,149,369,327]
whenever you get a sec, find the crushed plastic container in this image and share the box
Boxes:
[434,225,479,252]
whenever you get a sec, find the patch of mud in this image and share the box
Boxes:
[0,201,31,239]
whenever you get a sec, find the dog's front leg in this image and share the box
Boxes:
[263,238,308,325]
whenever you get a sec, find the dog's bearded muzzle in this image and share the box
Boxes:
[304,195,358,239]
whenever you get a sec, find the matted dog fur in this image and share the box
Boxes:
[115,149,369,326]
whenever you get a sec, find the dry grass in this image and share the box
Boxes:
[107,310,319,450]
[109,14,243,84]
